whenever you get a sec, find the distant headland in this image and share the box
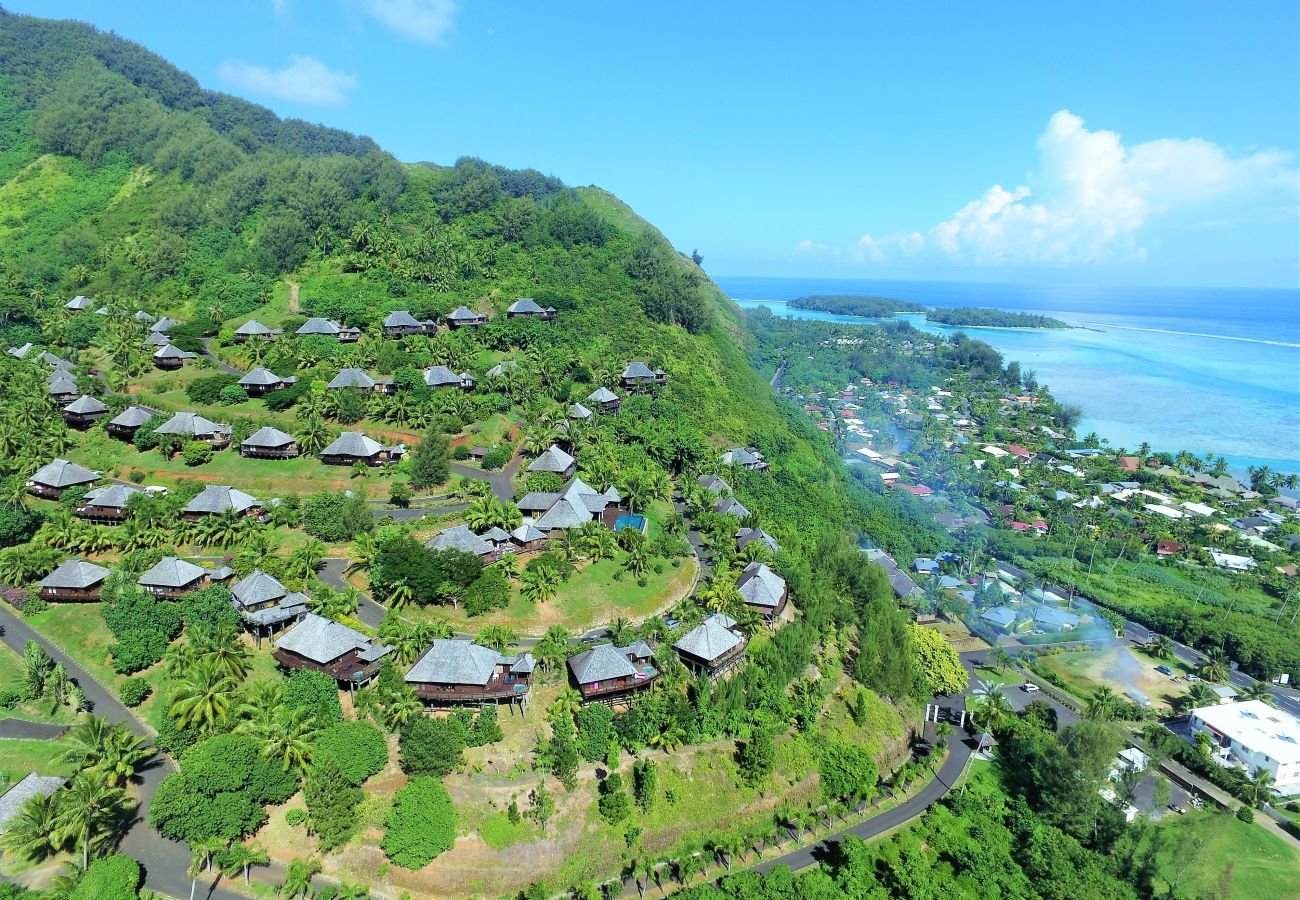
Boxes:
[786,295,1070,329]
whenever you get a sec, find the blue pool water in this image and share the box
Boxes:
[614,514,648,533]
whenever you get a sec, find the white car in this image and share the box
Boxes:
[1020,683,1040,693]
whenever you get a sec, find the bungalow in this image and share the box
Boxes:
[506,297,557,321]
[296,317,343,337]
[0,775,68,834]
[273,613,391,688]
[150,316,179,335]
[28,459,99,499]
[153,344,196,370]
[698,473,732,496]
[445,306,488,329]
[182,485,261,520]
[144,331,171,347]
[423,365,474,390]
[1117,455,1141,473]
[106,405,155,441]
[320,432,405,467]
[154,412,232,448]
[567,641,658,706]
[61,395,107,429]
[510,523,547,552]
[721,447,769,472]
[1156,539,1184,557]
[735,527,779,554]
[1008,445,1033,460]
[897,484,934,497]
[486,359,518,379]
[981,445,1010,458]
[77,484,141,524]
[862,548,920,600]
[517,477,621,534]
[479,527,512,551]
[1207,684,1239,704]
[1032,605,1080,632]
[914,557,940,575]
[382,310,436,337]
[38,558,111,601]
[425,525,499,562]
[241,426,299,459]
[47,371,80,405]
[586,386,621,414]
[406,639,534,708]
[568,402,593,422]
[138,556,221,597]
[527,445,577,479]
[231,569,309,641]
[232,319,280,342]
[327,368,392,393]
[673,612,747,678]
[1208,549,1256,571]
[737,562,789,620]
[239,367,296,397]
[980,605,1019,633]
[714,496,750,519]
[620,361,668,392]
[65,295,94,312]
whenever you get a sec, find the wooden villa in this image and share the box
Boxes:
[137,556,229,597]
[240,426,299,459]
[673,612,748,679]
[425,525,500,563]
[106,405,155,441]
[153,343,196,370]
[181,485,262,521]
[232,320,282,343]
[61,395,108,429]
[319,432,405,467]
[567,641,658,706]
[382,310,437,338]
[506,297,557,321]
[238,368,296,397]
[27,459,99,499]
[273,613,391,688]
[619,361,668,392]
[38,558,110,602]
[586,386,621,415]
[153,412,232,448]
[405,639,535,709]
[445,306,488,329]
[76,483,141,524]
[737,562,789,621]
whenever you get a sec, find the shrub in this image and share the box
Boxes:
[382,777,457,869]
[302,490,373,542]
[0,504,39,548]
[20,597,47,617]
[314,721,388,785]
[181,441,213,467]
[132,413,169,451]
[409,427,450,489]
[463,568,511,617]
[283,669,343,724]
[68,854,142,900]
[118,677,151,707]
[399,716,465,777]
[305,755,362,850]
[217,384,247,405]
[452,445,470,460]
[185,373,240,405]
[596,773,631,825]
[285,808,307,827]
[481,445,511,470]
[0,688,22,709]
[1236,805,1255,822]
[575,704,614,763]
[127,469,146,484]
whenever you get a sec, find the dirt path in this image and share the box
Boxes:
[287,280,301,313]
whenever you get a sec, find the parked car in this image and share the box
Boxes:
[1021,683,1040,693]
[1156,664,1174,676]
[1168,804,1187,815]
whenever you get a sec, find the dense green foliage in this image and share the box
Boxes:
[398,716,465,777]
[305,754,362,851]
[68,854,142,900]
[787,295,926,317]
[926,307,1069,328]
[382,777,457,869]
[313,720,388,785]
[282,669,344,723]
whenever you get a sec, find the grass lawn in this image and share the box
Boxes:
[0,643,80,727]
[0,738,78,787]
[1141,808,1300,899]
[1035,644,1188,712]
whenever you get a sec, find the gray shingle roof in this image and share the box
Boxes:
[622,361,655,379]
[383,310,421,327]
[154,412,227,437]
[41,351,73,370]
[568,644,637,684]
[981,606,1017,628]
[65,295,92,310]
[109,406,155,428]
[722,447,766,467]
[698,474,731,495]
[296,318,341,335]
[47,372,79,396]
[153,344,196,360]
[527,445,575,474]
[568,402,592,420]
[735,527,779,553]
[406,639,503,686]
[328,368,377,389]
[426,524,494,557]
[486,359,517,378]
[321,431,383,458]
[183,485,259,515]
[242,426,296,449]
[231,569,287,606]
[508,297,546,314]
[63,395,107,415]
[511,523,546,543]
[275,613,388,666]
[145,331,171,347]
[737,562,786,609]
[150,317,178,333]
[7,343,33,358]
[714,496,750,518]
[0,774,67,833]
[423,365,464,387]
[134,310,156,322]
[30,459,99,489]
[446,306,483,321]
[82,483,140,510]
[39,558,110,590]
[234,319,275,335]
[480,526,511,543]
[674,613,744,662]
[239,367,288,387]
[138,556,207,588]
[509,653,536,674]
[587,387,619,404]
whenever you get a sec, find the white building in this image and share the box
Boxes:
[1189,700,1300,795]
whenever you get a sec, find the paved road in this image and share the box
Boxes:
[199,338,244,376]
[0,718,69,740]
[0,607,247,900]
[450,451,524,503]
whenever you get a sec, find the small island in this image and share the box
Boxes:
[925,307,1070,329]
[788,295,927,317]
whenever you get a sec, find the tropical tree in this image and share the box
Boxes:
[219,843,270,887]
[1241,681,1276,705]
[281,857,322,899]
[191,626,253,682]
[170,661,238,732]
[1,791,63,862]
[478,624,518,652]
[1199,649,1230,683]
[58,717,154,787]
[1085,686,1119,721]
[520,563,561,605]
[56,771,128,869]
[1245,767,1276,808]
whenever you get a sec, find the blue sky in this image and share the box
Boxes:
[9,1,1299,287]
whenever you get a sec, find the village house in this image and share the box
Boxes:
[150,316,178,336]
[619,361,668,392]
[320,432,405,467]
[231,570,310,644]
[296,317,360,342]
[60,395,107,429]
[979,605,1019,633]
[517,477,622,534]
[27,458,99,499]
[137,556,227,597]
[737,562,789,620]
[153,412,232,448]
[47,370,80,405]
[423,365,475,390]
[181,485,262,521]
[77,483,141,524]
[152,343,196,370]
[714,496,750,519]
[240,426,300,459]
[510,523,547,552]
[1032,605,1080,633]
[567,641,658,706]
[586,386,621,414]
[425,525,499,563]
[1156,539,1184,557]
[735,526,779,555]
[105,405,155,441]
[239,367,297,397]
[232,319,281,343]
[527,444,577,479]
[1208,549,1256,571]
[273,613,391,689]
[64,295,92,312]
[1188,700,1300,795]
[673,612,748,678]
[37,558,111,601]
[567,402,593,422]
[698,473,732,496]
[382,310,437,338]
[445,306,488,329]
[721,447,770,471]
[506,297,557,321]
[406,639,535,709]
[327,367,393,393]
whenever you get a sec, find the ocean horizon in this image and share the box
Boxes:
[715,275,1300,477]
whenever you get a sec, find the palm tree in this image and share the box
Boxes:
[254,707,318,774]
[347,533,378,574]
[219,843,270,887]
[1147,635,1174,661]
[623,545,650,578]
[971,681,1013,731]
[285,539,326,580]
[57,771,127,869]
[549,688,582,720]
[1085,686,1119,721]
[170,661,238,732]
[1245,767,1276,808]
[193,626,253,681]
[58,717,153,787]
[1199,649,1230,683]
[535,625,572,672]
[520,564,561,605]
[280,857,321,899]
[1,791,63,862]
[609,617,632,645]
[1185,681,1218,710]
[1241,682,1276,706]
[650,724,686,753]
[478,624,518,652]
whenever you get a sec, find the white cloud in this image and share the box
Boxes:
[361,0,457,45]
[851,110,1298,267]
[218,55,357,106]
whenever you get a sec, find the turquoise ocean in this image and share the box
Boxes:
[716,276,1300,477]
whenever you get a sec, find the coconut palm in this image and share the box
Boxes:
[346,533,378,574]
[971,681,1014,731]
[281,857,322,899]
[58,717,154,787]
[284,539,326,580]
[219,843,270,888]
[1245,767,1276,808]
[253,706,318,774]
[1241,682,1276,706]
[535,626,572,672]
[1,791,63,862]
[1199,649,1230,683]
[56,771,128,869]
[478,624,518,652]
[170,660,238,731]
[295,414,333,457]
[1085,686,1119,721]
[1147,635,1174,661]
[191,626,252,681]
[608,617,632,645]
[623,545,650,578]
[1185,681,1219,710]
[520,563,561,605]
[549,688,582,720]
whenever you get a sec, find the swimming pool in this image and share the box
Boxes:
[614,514,647,534]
